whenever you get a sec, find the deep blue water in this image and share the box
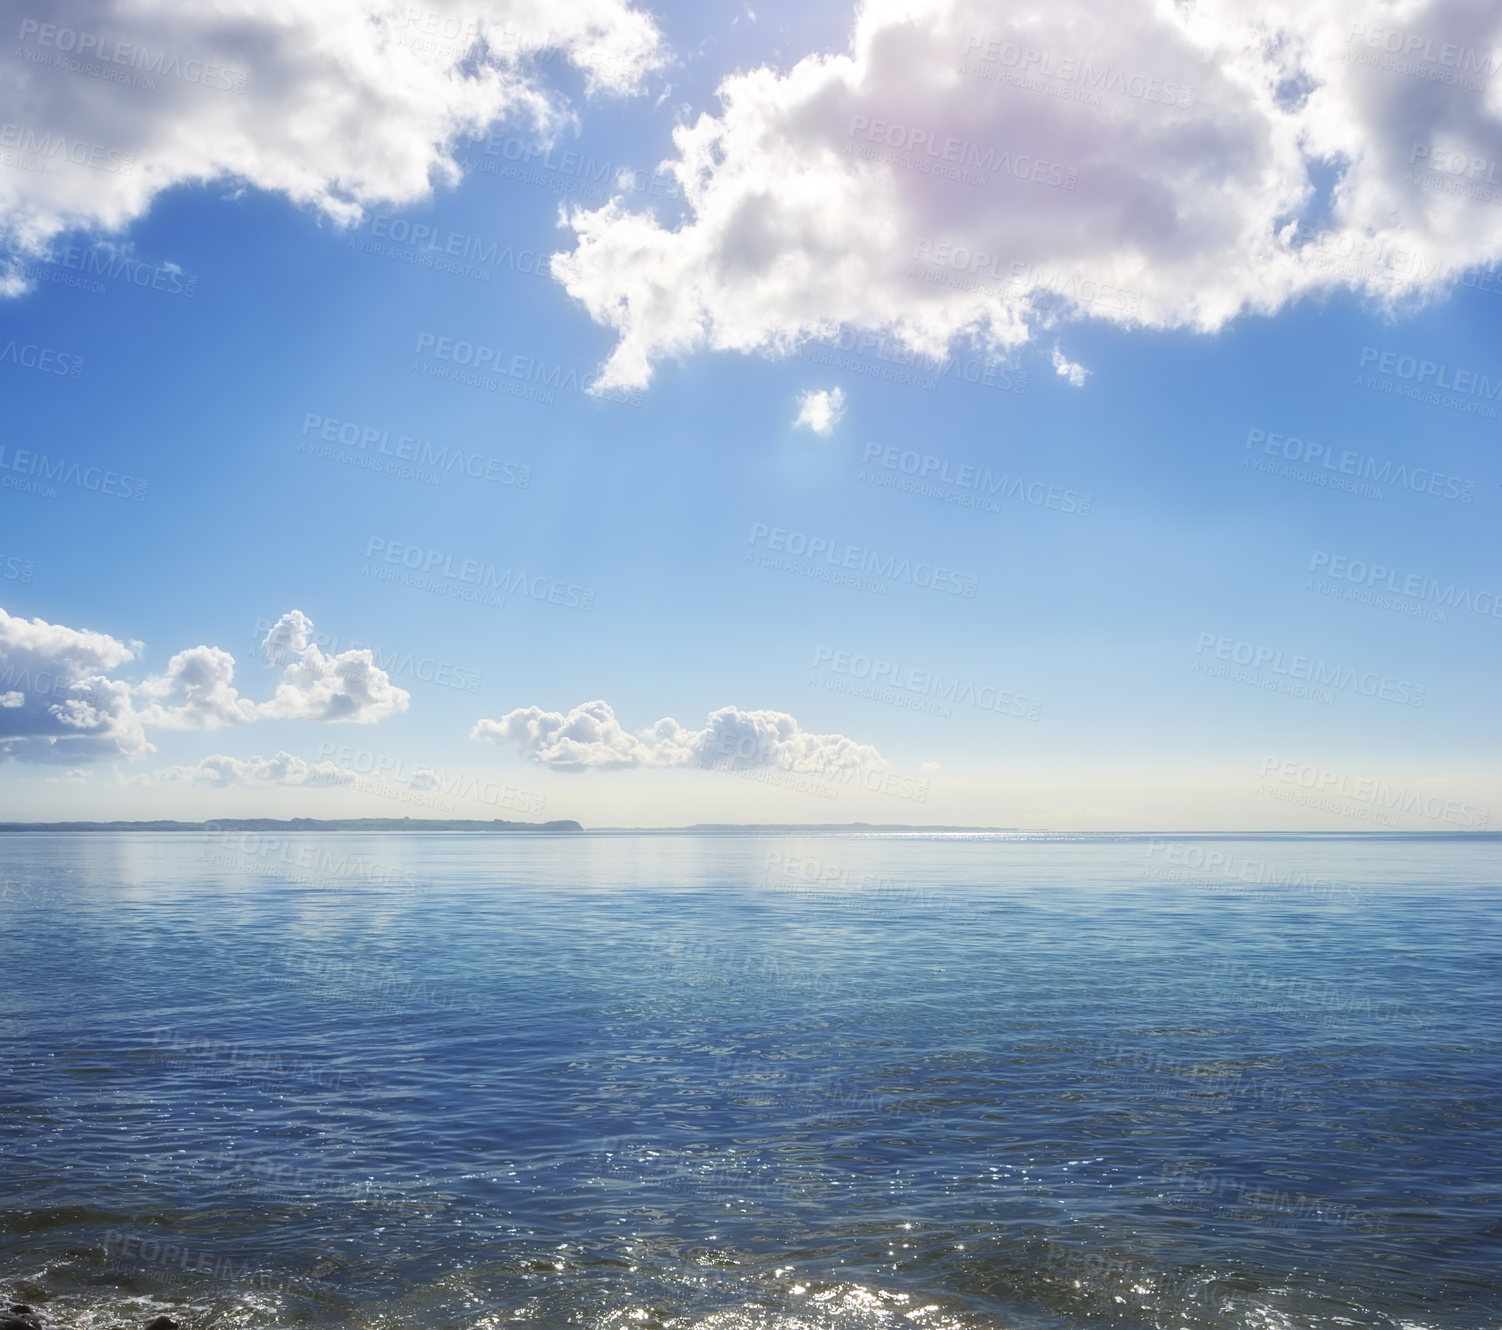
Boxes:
[1,831,1498,1330]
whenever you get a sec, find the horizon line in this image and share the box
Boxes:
[0,819,1496,837]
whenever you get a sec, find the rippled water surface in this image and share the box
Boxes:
[1,831,1499,1330]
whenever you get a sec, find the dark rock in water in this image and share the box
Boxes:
[144,1317,179,1330]
[2,1310,43,1330]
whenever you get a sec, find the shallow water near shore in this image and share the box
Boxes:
[1,830,1498,1330]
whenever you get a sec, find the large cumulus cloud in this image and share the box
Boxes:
[551,0,1502,389]
[1,0,667,291]
[256,611,410,723]
[0,606,149,762]
[136,645,258,730]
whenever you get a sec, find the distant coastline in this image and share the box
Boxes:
[1,821,1487,836]
[0,818,583,833]
[606,823,1024,833]
[0,819,1014,834]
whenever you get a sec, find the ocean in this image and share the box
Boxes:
[1,830,1497,1330]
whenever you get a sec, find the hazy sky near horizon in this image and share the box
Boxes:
[2,0,1500,829]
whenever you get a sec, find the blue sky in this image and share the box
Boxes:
[2,0,1499,828]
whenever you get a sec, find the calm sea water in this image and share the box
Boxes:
[1,831,1498,1330]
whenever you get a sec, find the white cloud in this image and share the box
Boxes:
[259,608,317,668]
[473,698,884,774]
[0,605,407,764]
[0,606,150,762]
[137,645,258,730]
[472,698,657,770]
[652,704,883,775]
[552,0,1502,390]
[1,0,668,288]
[1051,345,1088,387]
[256,611,411,723]
[135,751,356,788]
[792,385,846,434]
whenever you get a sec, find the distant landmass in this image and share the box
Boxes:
[611,823,1024,833]
[0,819,1019,834]
[0,818,583,832]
